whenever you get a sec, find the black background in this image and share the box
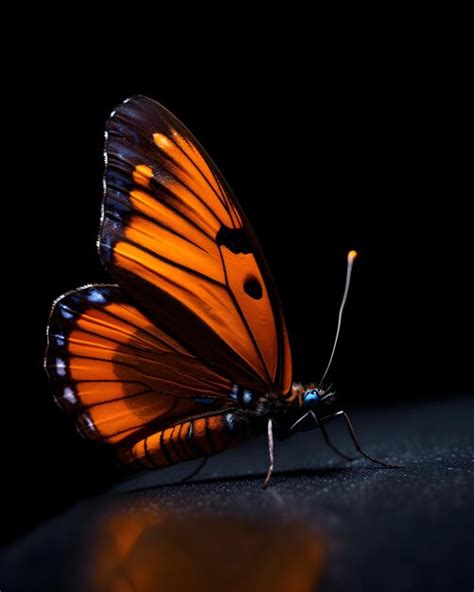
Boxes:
[3,40,472,545]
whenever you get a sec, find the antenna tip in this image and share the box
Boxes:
[348,250,358,262]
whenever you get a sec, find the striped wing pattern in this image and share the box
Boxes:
[46,285,247,464]
[99,96,292,395]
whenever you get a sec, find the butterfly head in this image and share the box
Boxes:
[290,382,337,411]
[302,386,337,409]
[270,382,338,439]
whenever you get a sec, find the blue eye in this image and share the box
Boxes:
[303,388,320,407]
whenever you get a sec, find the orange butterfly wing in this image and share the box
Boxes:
[45,285,238,454]
[99,96,292,395]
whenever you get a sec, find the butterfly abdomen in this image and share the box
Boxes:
[119,411,248,469]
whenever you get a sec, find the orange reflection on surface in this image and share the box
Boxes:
[90,509,325,592]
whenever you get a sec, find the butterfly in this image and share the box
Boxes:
[45,96,394,487]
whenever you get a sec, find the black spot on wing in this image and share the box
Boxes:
[244,276,263,300]
[216,225,252,254]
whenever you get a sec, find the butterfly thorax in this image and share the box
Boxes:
[229,384,281,416]
[229,382,338,440]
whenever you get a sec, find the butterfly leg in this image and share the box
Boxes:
[308,410,356,461]
[326,410,400,468]
[289,411,355,461]
[263,418,275,489]
[180,456,209,483]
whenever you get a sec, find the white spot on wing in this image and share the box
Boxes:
[56,358,66,376]
[60,306,74,319]
[55,334,65,346]
[63,387,76,404]
[88,289,106,303]
[83,415,96,433]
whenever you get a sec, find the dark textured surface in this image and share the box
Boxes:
[1,396,473,591]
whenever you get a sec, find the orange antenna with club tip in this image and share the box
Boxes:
[318,250,358,388]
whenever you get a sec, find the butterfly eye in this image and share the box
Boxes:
[303,389,320,408]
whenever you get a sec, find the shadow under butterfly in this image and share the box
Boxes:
[80,507,326,592]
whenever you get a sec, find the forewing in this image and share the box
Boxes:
[99,96,291,394]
